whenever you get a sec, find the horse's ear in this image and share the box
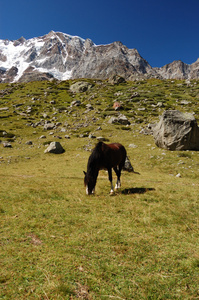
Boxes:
[83,171,87,175]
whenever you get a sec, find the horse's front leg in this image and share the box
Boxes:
[108,168,114,194]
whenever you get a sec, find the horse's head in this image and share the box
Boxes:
[83,171,96,195]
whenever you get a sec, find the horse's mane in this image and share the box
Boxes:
[87,142,103,172]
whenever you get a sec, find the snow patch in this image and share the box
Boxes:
[37,67,72,80]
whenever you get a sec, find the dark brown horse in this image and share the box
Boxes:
[84,141,127,194]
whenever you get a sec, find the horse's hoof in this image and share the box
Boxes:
[110,190,114,195]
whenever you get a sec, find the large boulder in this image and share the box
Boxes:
[44,142,65,154]
[153,110,199,150]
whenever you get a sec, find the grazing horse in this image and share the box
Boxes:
[84,141,127,195]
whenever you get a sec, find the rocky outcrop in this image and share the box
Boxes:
[156,61,190,79]
[18,67,54,82]
[153,110,199,151]
[155,59,199,80]
[69,81,93,93]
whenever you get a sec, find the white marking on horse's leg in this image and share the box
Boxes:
[86,186,89,195]
[92,188,95,194]
[110,183,114,194]
[115,180,121,190]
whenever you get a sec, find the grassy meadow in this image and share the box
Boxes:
[0,78,199,299]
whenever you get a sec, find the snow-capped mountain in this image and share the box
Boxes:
[0,31,199,83]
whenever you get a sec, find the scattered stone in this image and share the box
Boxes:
[96,137,107,141]
[40,135,46,139]
[114,91,123,96]
[176,173,181,178]
[140,124,155,135]
[50,100,56,104]
[108,114,130,125]
[157,102,164,107]
[180,100,190,105]
[108,116,118,124]
[43,113,49,118]
[3,142,12,148]
[60,128,67,133]
[123,156,135,172]
[44,123,56,130]
[25,141,33,145]
[44,142,65,154]
[79,133,89,138]
[130,92,140,98]
[86,104,94,110]
[89,133,96,139]
[70,100,81,107]
[0,107,9,111]
[129,144,138,148]
[26,106,32,113]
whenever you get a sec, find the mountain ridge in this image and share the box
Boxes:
[0,31,199,83]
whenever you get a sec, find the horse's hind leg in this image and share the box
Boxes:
[108,168,114,193]
[114,166,121,190]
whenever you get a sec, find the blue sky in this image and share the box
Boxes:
[0,0,199,67]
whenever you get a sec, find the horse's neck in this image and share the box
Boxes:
[87,157,100,176]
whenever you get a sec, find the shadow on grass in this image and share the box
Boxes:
[121,187,155,195]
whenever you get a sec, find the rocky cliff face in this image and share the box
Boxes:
[156,59,199,79]
[0,31,198,83]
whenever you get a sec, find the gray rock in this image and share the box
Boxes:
[129,144,137,148]
[108,75,126,85]
[123,156,135,172]
[0,107,9,111]
[86,104,94,110]
[43,113,49,118]
[108,114,130,125]
[3,142,12,148]
[70,100,81,107]
[88,133,96,139]
[70,82,93,93]
[44,142,65,154]
[96,137,107,141]
[44,123,56,130]
[108,116,118,124]
[153,110,199,150]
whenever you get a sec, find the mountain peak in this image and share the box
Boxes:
[0,31,198,83]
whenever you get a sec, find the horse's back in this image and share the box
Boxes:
[102,142,126,168]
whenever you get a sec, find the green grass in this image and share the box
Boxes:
[0,78,199,299]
